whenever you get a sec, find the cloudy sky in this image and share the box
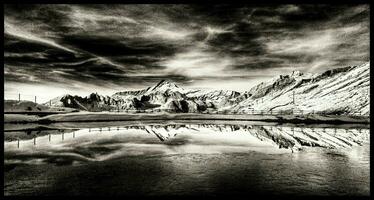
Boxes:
[4,4,370,102]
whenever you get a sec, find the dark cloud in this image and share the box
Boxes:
[61,35,182,58]
[4,4,370,97]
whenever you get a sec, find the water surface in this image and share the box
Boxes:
[4,122,370,196]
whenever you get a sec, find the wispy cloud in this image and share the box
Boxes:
[4,20,76,53]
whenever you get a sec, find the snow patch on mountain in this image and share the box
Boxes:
[231,62,370,115]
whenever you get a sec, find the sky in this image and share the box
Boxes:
[4,4,370,102]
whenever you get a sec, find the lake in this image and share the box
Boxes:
[4,121,370,196]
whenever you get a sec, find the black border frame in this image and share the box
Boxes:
[1,1,372,199]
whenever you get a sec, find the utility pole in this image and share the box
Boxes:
[18,93,20,102]
[292,91,295,104]
[291,127,294,136]
[34,96,37,104]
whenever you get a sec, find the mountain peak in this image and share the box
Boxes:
[150,80,180,91]
[291,70,303,77]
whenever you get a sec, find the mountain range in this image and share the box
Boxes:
[45,62,370,115]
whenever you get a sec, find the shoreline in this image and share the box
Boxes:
[4,112,370,125]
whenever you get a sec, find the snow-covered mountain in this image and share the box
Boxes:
[45,80,239,112]
[46,93,116,111]
[45,62,370,115]
[231,62,370,115]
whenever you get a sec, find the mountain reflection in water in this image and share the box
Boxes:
[4,123,370,196]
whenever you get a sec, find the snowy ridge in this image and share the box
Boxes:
[45,62,370,115]
[232,62,370,115]
[146,80,185,94]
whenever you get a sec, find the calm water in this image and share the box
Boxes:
[4,122,370,196]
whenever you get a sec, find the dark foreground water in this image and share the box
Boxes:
[4,122,370,196]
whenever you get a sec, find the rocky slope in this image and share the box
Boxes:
[231,62,370,115]
[45,62,370,115]
[47,93,116,111]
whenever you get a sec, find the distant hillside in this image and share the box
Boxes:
[5,100,77,113]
